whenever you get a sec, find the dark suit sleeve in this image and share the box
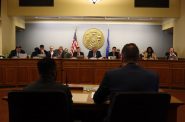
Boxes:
[97,51,102,58]
[64,86,73,105]
[165,52,169,57]
[93,72,110,104]
[53,52,57,57]
[8,51,13,58]
[115,52,119,59]
[81,52,84,56]
[108,52,112,56]
[87,51,92,58]
[31,52,37,57]
[8,50,15,58]
[61,52,65,58]
[46,51,50,58]
[73,52,77,57]
[60,86,73,122]
[21,50,25,54]
[175,52,178,56]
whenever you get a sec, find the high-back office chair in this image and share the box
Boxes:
[106,92,171,122]
[8,91,72,122]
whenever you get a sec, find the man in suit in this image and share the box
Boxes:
[55,46,65,58]
[87,47,102,59]
[47,46,57,58]
[38,45,48,58]
[31,47,39,58]
[24,58,72,100]
[165,47,178,60]
[73,47,84,58]
[93,43,159,104]
[108,46,119,59]
[8,46,26,58]
[23,58,73,121]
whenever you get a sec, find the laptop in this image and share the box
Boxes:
[18,53,27,58]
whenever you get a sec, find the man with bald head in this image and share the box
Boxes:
[93,43,159,104]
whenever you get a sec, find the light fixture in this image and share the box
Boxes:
[90,0,101,4]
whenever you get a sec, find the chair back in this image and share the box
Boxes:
[8,91,72,122]
[107,92,171,122]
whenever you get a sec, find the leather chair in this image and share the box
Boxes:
[106,92,171,122]
[8,91,72,122]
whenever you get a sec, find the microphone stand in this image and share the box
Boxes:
[65,70,69,86]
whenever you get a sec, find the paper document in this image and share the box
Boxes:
[72,93,89,103]
[91,92,95,99]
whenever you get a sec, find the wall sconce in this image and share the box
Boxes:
[90,0,101,4]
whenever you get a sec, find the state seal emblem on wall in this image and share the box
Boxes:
[83,28,104,50]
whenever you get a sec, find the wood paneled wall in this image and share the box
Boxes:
[0,59,185,88]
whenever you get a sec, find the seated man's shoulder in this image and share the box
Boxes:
[106,67,123,75]
[10,50,16,53]
[108,52,112,54]
[52,82,70,89]
[142,68,159,77]
[21,50,26,53]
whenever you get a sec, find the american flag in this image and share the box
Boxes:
[70,28,79,55]
[106,28,110,58]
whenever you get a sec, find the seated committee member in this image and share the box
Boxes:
[47,46,57,58]
[93,43,159,104]
[55,46,65,58]
[108,46,119,59]
[87,47,102,59]
[24,58,72,103]
[31,47,39,58]
[8,46,25,58]
[73,47,84,58]
[64,48,72,58]
[142,47,158,60]
[38,45,48,58]
[116,48,121,59]
[165,48,178,60]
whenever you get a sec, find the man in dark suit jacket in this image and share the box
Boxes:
[108,46,119,59]
[54,46,65,58]
[38,45,48,57]
[24,58,72,105]
[93,43,159,104]
[31,47,39,58]
[165,47,178,60]
[73,47,84,57]
[47,46,57,58]
[88,47,102,59]
[8,46,25,58]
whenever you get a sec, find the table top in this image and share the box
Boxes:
[1,84,184,106]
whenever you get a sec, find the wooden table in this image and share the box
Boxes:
[71,87,184,122]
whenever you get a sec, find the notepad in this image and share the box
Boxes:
[72,93,89,103]
[91,92,95,99]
